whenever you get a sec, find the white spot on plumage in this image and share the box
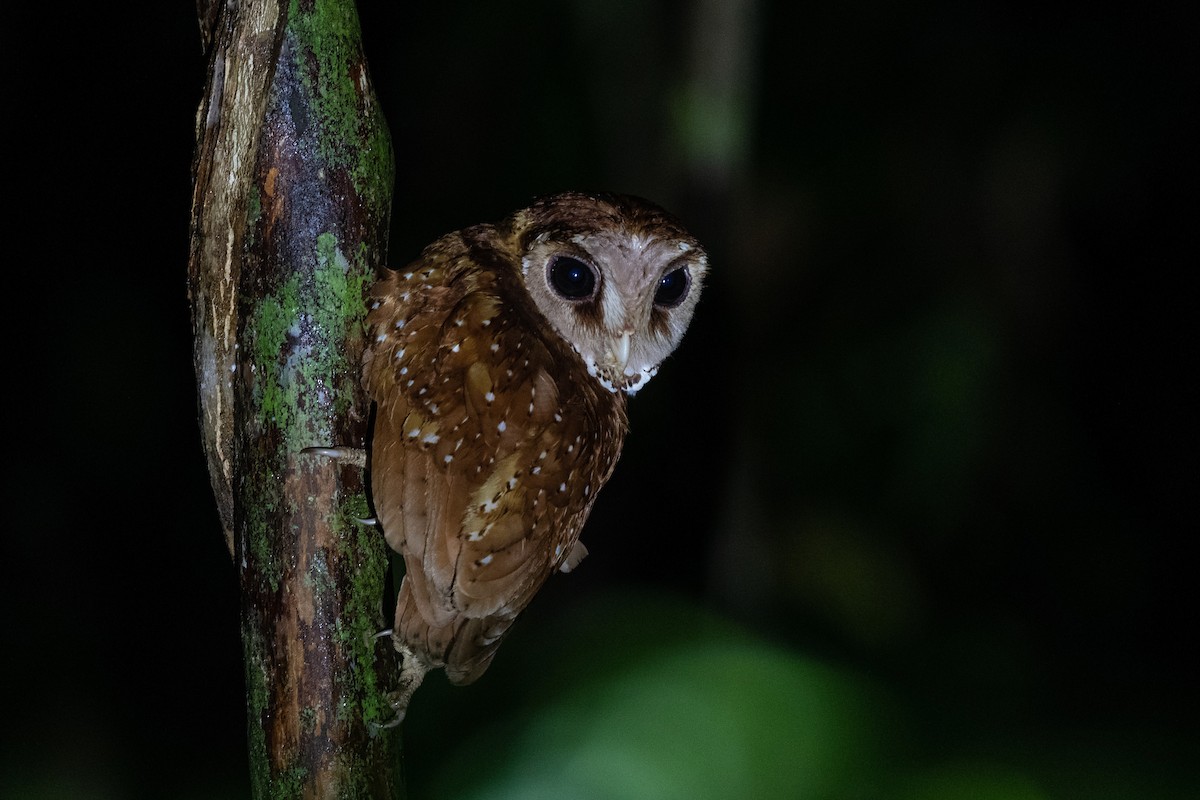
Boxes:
[479,554,493,566]
[497,421,507,432]
[559,483,567,493]
[485,391,495,403]
[422,433,440,445]
[678,241,692,252]
[444,454,454,464]
[403,272,413,280]
[400,367,408,375]
[451,343,460,353]
[408,428,420,438]
[490,343,499,352]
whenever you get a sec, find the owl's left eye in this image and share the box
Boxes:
[654,267,689,307]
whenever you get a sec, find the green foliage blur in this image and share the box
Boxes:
[6,0,1192,797]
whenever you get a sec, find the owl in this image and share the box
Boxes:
[359,191,706,716]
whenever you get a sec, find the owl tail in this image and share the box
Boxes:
[393,579,516,686]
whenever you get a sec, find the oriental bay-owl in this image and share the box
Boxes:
[360,191,706,714]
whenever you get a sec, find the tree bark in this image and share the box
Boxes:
[188,1,401,796]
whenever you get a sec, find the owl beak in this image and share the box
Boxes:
[610,331,632,371]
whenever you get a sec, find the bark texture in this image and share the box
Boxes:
[188,1,401,796]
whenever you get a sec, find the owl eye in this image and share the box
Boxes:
[548,256,598,300]
[654,267,689,307]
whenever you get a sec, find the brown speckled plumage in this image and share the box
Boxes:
[363,192,706,691]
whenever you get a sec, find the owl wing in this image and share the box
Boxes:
[363,243,625,680]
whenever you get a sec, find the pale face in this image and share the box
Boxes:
[515,193,707,394]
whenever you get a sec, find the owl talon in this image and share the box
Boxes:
[301,446,367,468]
[363,627,393,648]
[368,712,405,736]
[355,516,378,527]
[374,644,432,725]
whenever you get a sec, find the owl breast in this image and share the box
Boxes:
[362,226,628,685]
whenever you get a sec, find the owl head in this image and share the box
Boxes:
[512,192,707,395]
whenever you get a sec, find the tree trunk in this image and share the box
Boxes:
[188,1,401,796]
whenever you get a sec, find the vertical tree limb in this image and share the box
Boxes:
[188,1,400,796]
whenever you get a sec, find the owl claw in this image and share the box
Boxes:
[361,627,394,649]
[364,630,417,733]
[368,713,405,736]
[376,644,432,728]
[355,516,378,527]
[369,680,417,732]
[301,446,367,468]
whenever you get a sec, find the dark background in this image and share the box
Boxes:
[6,1,1194,797]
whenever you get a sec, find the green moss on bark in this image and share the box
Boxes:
[331,489,394,728]
[288,0,395,213]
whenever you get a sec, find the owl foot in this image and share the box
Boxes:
[373,643,432,729]
[301,446,367,468]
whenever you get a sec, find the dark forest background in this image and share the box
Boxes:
[5,1,1195,797]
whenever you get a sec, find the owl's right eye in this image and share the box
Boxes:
[548,256,598,300]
